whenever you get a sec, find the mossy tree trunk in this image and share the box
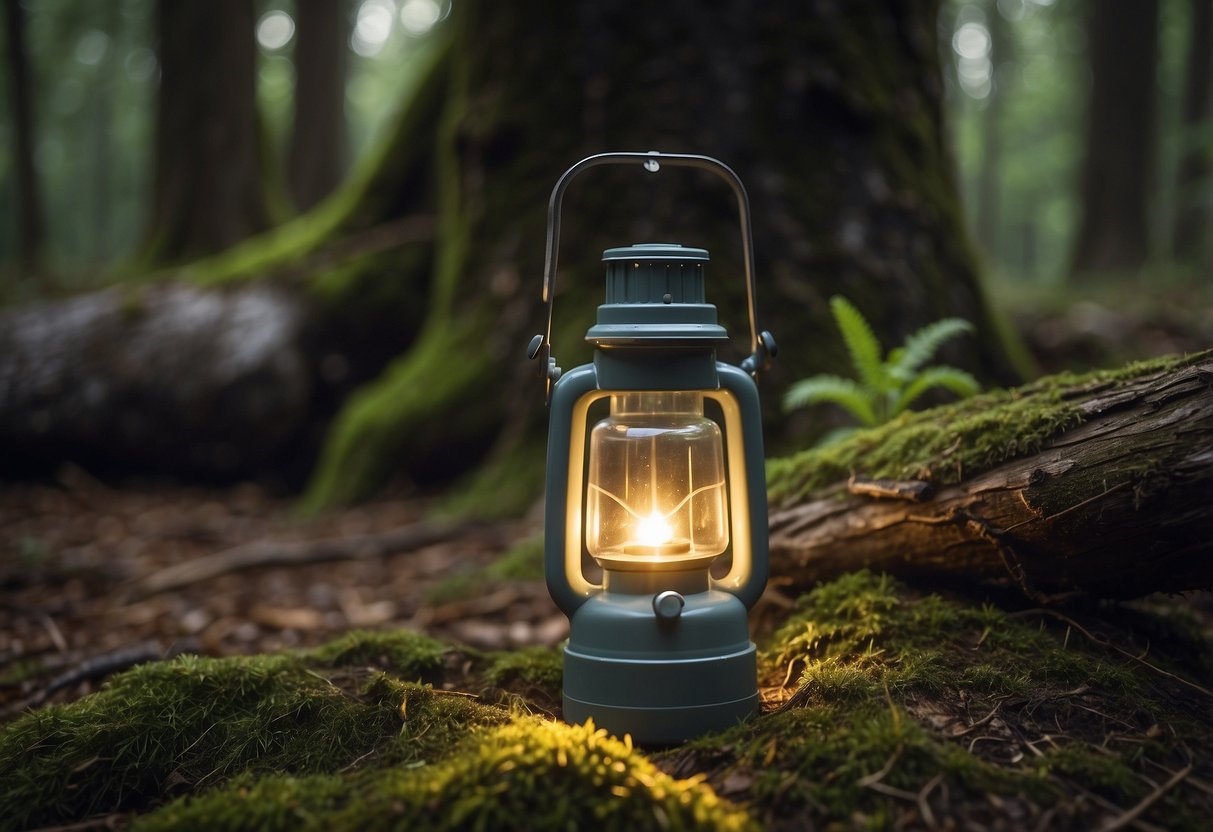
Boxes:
[0,1,1021,502]
[303,0,1024,509]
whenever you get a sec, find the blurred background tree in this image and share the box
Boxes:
[0,0,1209,505]
[4,0,1209,282]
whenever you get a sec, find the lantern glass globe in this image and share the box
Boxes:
[585,391,729,570]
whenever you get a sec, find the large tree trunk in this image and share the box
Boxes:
[2,1,1022,506]
[1070,0,1160,275]
[141,0,272,264]
[768,353,1213,599]
[301,0,1024,509]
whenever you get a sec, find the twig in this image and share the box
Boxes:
[128,518,510,598]
[1097,764,1192,832]
[917,772,944,830]
[856,749,902,787]
[38,613,68,654]
[26,813,128,832]
[848,475,934,503]
[4,640,197,716]
[955,700,1002,736]
[1010,609,1213,699]
[1001,481,1131,533]
[863,781,918,801]
[1145,759,1213,797]
[1056,777,1167,832]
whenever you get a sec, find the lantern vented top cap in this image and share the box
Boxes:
[600,242,710,306]
[602,243,709,263]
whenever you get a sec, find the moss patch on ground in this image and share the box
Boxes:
[661,571,1213,828]
[425,533,545,605]
[3,574,1211,830]
[766,352,1197,505]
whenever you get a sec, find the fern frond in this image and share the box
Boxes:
[782,374,879,426]
[829,296,886,392]
[891,366,981,415]
[889,318,974,380]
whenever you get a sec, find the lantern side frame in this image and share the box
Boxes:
[543,362,768,617]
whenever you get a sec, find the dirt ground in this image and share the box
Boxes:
[0,467,564,717]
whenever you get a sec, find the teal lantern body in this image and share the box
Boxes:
[532,154,775,745]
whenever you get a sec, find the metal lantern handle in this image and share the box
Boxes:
[531,151,775,402]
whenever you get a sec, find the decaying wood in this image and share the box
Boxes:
[0,283,311,478]
[769,357,1213,599]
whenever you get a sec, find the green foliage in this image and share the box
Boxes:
[783,296,980,437]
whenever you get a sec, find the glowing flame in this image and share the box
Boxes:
[635,512,674,547]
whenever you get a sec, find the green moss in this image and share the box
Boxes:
[683,702,1049,826]
[765,571,1152,708]
[138,719,754,832]
[436,440,547,520]
[648,570,1213,827]
[489,535,546,581]
[767,352,1195,505]
[485,647,562,696]
[306,629,448,680]
[426,533,545,604]
[6,577,1211,829]
[0,653,497,830]
[130,772,352,832]
[299,318,495,510]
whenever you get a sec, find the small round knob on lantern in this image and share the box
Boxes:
[653,590,685,620]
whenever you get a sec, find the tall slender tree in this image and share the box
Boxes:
[142,0,271,264]
[288,0,350,211]
[975,1,1009,262]
[3,0,46,273]
[1070,0,1160,275]
[1173,0,1212,264]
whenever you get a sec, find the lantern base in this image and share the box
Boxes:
[562,586,758,745]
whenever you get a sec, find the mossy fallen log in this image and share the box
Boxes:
[767,351,1213,599]
[3,573,1211,829]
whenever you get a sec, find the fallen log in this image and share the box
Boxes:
[767,352,1213,599]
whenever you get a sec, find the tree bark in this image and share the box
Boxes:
[302,0,1026,508]
[0,1,1024,503]
[1070,0,1160,275]
[768,354,1213,599]
[142,0,272,264]
[288,0,349,211]
[3,0,46,273]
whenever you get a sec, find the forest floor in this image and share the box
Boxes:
[2,288,1212,828]
[0,470,564,718]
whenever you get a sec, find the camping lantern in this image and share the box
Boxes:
[529,152,776,744]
